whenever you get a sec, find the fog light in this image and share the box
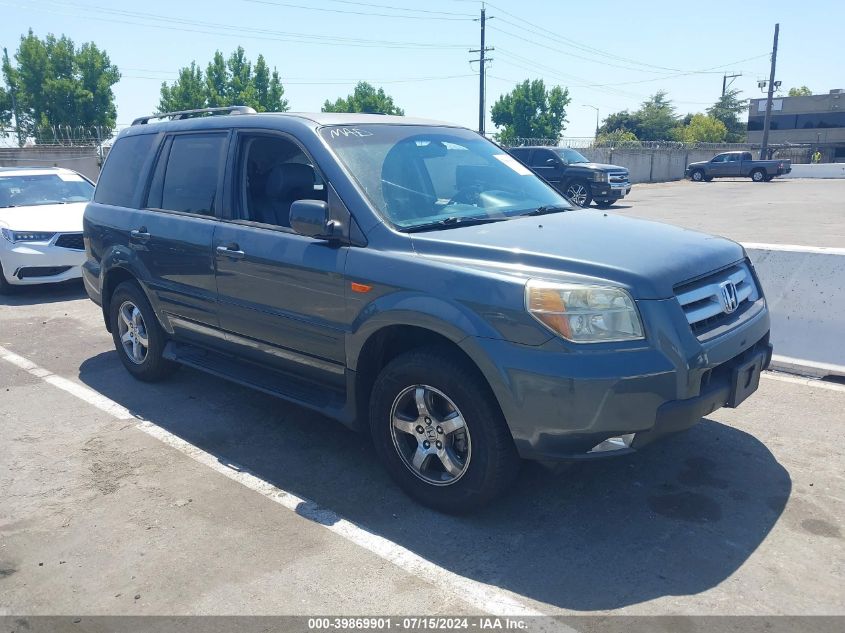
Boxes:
[589,433,636,453]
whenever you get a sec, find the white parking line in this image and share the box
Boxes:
[762,370,845,393]
[0,344,544,618]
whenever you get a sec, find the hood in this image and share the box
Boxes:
[571,162,627,172]
[410,210,744,300]
[0,202,86,233]
[687,160,708,168]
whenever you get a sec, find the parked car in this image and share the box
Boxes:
[83,107,772,512]
[685,151,792,182]
[507,146,631,208]
[0,167,93,293]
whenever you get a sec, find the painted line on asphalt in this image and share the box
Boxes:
[0,344,545,618]
[762,370,845,393]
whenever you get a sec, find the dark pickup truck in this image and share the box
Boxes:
[507,146,631,208]
[686,151,792,182]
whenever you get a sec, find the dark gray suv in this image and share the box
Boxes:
[83,106,772,512]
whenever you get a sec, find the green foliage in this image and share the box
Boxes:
[598,91,678,141]
[595,128,639,145]
[321,81,404,115]
[159,47,288,113]
[673,114,728,143]
[1,30,120,143]
[490,79,570,144]
[706,89,747,142]
[787,85,812,97]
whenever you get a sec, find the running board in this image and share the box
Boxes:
[163,341,353,423]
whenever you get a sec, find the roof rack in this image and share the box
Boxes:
[131,105,257,126]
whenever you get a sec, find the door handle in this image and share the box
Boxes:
[216,245,245,259]
[130,228,150,241]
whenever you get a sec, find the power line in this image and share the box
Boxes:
[243,0,474,20]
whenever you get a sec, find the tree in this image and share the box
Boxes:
[1,30,120,144]
[673,114,728,143]
[490,79,570,144]
[322,81,404,115]
[788,86,812,97]
[158,47,288,113]
[597,91,679,141]
[595,128,638,145]
[707,89,747,142]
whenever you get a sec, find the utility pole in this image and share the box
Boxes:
[759,23,779,159]
[470,4,494,135]
[722,72,742,97]
[2,47,23,147]
[582,104,599,138]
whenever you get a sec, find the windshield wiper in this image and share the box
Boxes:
[403,215,509,233]
[519,205,571,217]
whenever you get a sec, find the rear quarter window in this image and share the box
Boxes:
[94,134,157,207]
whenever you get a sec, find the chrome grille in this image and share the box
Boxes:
[608,171,629,185]
[675,262,759,336]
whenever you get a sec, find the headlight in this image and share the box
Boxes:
[592,172,608,183]
[525,280,644,343]
[0,229,56,243]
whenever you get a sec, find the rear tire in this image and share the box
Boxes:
[369,347,520,513]
[564,180,593,207]
[751,168,766,182]
[109,281,176,382]
[690,169,705,182]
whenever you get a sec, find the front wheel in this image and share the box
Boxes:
[751,169,766,182]
[690,169,705,182]
[369,348,520,513]
[564,180,593,207]
[109,281,176,382]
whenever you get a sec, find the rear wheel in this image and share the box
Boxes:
[369,348,520,513]
[109,281,176,382]
[690,169,705,182]
[564,180,593,207]
[751,168,766,182]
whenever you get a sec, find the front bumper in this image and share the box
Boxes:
[591,181,632,201]
[1,239,84,286]
[461,297,771,461]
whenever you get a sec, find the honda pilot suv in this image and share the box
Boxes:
[83,106,772,512]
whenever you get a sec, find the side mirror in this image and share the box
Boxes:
[290,200,337,240]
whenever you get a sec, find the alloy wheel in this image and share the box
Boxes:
[117,300,149,364]
[565,183,589,206]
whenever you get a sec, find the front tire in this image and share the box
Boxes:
[751,168,766,182]
[109,281,175,382]
[369,348,520,513]
[564,180,593,207]
[690,169,705,182]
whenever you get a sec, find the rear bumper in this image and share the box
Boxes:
[1,241,84,286]
[461,299,771,461]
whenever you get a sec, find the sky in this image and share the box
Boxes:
[1,0,843,138]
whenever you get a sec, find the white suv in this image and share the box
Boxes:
[0,167,94,293]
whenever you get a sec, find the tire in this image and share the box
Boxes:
[690,169,705,182]
[0,260,15,295]
[369,347,520,513]
[751,168,766,182]
[595,201,613,209]
[564,180,593,207]
[109,280,176,382]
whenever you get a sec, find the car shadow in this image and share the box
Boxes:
[0,280,86,306]
[78,351,791,612]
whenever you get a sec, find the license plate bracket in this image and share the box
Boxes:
[727,353,764,408]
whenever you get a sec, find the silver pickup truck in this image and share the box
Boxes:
[686,151,791,182]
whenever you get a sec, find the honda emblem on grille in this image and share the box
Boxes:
[719,281,739,314]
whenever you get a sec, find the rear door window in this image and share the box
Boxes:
[155,133,227,216]
[94,133,157,207]
[529,149,557,167]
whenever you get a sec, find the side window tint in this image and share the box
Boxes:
[94,134,157,207]
[239,135,326,228]
[159,133,226,215]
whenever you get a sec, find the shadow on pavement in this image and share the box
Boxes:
[78,350,791,612]
[0,280,86,306]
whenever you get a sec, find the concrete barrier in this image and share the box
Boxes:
[781,163,845,179]
[743,243,845,378]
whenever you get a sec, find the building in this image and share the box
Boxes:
[747,89,845,162]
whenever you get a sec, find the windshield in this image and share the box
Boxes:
[555,148,590,164]
[320,125,572,231]
[0,173,94,208]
